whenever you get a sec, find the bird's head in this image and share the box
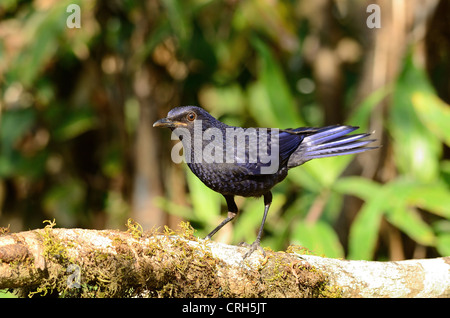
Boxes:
[153,106,221,131]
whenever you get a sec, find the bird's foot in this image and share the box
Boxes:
[239,240,266,259]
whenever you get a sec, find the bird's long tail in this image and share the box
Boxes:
[286,125,377,168]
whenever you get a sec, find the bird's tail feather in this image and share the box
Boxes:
[287,125,377,168]
[302,125,376,160]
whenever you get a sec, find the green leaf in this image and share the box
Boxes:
[43,178,86,227]
[286,167,323,192]
[389,59,441,182]
[346,177,450,258]
[9,1,69,87]
[291,220,344,258]
[199,84,246,117]
[154,196,197,222]
[381,178,450,219]
[52,109,97,141]
[333,176,382,201]
[302,155,355,188]
[161,0,192,48]
[348,189,386,260]
[405,184,450,218]
[413,92,450,147]
[436,234,450,256]
[385,206,435,246]
[347,84,392,131]
[0,108,37,177]
[0,108,36,154]
[249,37,304,128]
[287,156,361,192]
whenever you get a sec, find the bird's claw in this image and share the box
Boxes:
[240,240,266,259]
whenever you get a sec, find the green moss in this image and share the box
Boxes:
[41,219,74,262]
[141,221,228,297]
[26,220,75,297]
[17,220,341,298]
[256,252,342,298]
[0,225,10,235]
[286,244,316,256]
[125,218,143,239]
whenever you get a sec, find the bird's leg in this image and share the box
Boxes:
[205,195,237,240]
[243,191,272,259]
[204,211,236,240]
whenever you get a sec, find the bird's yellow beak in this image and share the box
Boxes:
[153,118,187,128]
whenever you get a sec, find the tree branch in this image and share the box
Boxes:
[0,224,449,298]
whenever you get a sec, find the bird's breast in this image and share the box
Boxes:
[187,162,287,197]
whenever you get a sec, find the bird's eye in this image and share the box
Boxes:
[187,112,196,121]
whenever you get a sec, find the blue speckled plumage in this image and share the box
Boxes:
[154,106,377,258]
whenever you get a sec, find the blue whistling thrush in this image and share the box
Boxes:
[154,106,377,258]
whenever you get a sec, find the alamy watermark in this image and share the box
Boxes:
[169,120,280,175]
[366,4,381,29]
[65,3,381,30]
[66,264,81,289]
[66,4,81,29]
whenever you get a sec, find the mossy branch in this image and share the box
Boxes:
[0,222,449,298]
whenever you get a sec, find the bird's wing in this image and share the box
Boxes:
[225,127,275,176]
[226,126,349,175]
[278,129,311,164]
[227,128,311,175]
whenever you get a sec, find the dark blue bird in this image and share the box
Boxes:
[154,106,377,258]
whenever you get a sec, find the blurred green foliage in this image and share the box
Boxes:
[1,0,450,261]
